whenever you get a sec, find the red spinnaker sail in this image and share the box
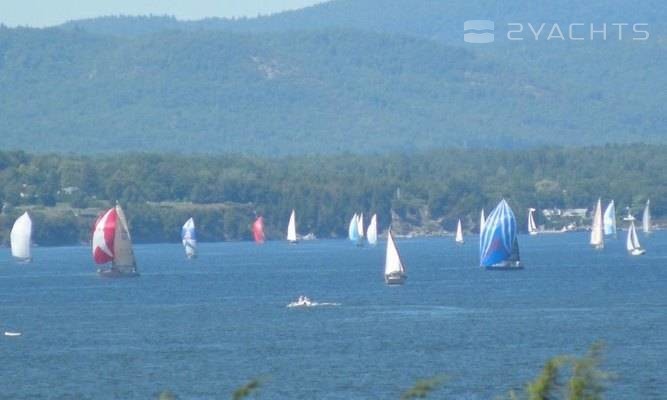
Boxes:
[92,208,117,264]
[253,216,265,244]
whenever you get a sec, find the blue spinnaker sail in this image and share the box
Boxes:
[480,200,520,267]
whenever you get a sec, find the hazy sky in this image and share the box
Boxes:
[0,0,327,27]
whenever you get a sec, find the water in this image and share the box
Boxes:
[1,232,666,399]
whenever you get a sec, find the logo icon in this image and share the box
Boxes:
[464,20,495,43]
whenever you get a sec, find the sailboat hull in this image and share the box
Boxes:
[629,249,646,256]
[97,267,140,278]
[485,261,523,271]
[385,273,406,285]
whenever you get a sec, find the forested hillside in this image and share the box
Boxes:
[0,145,663,245]
[1,23,665,154]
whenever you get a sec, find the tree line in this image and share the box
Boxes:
[0,145,663,245]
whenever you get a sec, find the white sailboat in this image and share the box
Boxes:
[92,203,139,277]
[357,213,365,243]
[528,208,538,235]
[367,214,378,246]
[455,219,464,244]
[348,213,359,241]
[181,217,197,259]
[642,200,652,234]
[384,228,406,285]
[603,200,617,237]
[480,209,486,233]
[626,221,646,256]
[10,212,32,263]
[286,209,298,243]
[590,198,604,250]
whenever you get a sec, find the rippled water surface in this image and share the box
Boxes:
[1,232,666,399]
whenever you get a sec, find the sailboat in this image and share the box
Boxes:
[92,203,139,277]
[480,209,486,233]
[253,216,265,244]
[181,217,197,259]
[626,221,646,256]
[356,213,365,246]
[480,200,522,270]
[286,209,298,244]
[384,228,406,285]
[10,212,32,263]
[367,214,378,246]
[603,200,617,237]
[528,208,538,235]
[590,198,604,250]
[642,200,652,234]
[348,213,360,242]
[455,219,464,244]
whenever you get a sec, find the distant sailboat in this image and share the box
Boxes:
[286,209,298,243]
[480,200,522,270]
[480,209,486,233]
[384,228,406,285]
[92,203,139,277]
[181,217,197,259]
[603,200,617,236]
[253,216,265,244]
[356,213,365,246]
[642,200,652,234]
[455,219,464,244]
[348,213,360,242]
[367,214,378,246]
[528,208,538,235]
[590,199,604,250]
[10,212,32,263]
[626,221,646,256]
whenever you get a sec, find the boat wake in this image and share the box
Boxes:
[286,296,340,308]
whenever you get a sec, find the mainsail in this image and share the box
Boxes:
[367,214,378,245]
[181,217,197,258]
[590,198,604,249]
[480,209,486,233]
[384,229,406,283]
[455,219,464,244]
[626,221,645,255]
[287,209,297,243]
[528,208,538,235]
[642,200,652,234]
[357,213,365,240]
[92,204,138,276]
[253,216,265,244]
[10,212,32,262]
[479,200,521,269]
[603,200,617,236]
[348,213,359,242]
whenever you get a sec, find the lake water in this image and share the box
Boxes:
[1,232,666,399]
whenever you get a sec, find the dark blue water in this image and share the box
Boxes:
[1,232,666,399]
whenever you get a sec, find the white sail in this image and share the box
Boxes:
[480,209,486,233]
[112,204,137,272]
[357,213,364,239]
[528,208,538,235]
[287,209,297,242]
[384,229,405,277]
[642,200,652,234]
[590,198,604,249]
[348,213,358,241]
[603,200,616,236]
[10,212,32,261]
[455,219,464,243]
[367,214,378,245]
[181,217,197,258]
[626,221,645,255]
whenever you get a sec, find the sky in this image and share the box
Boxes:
[0,0,327,27]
